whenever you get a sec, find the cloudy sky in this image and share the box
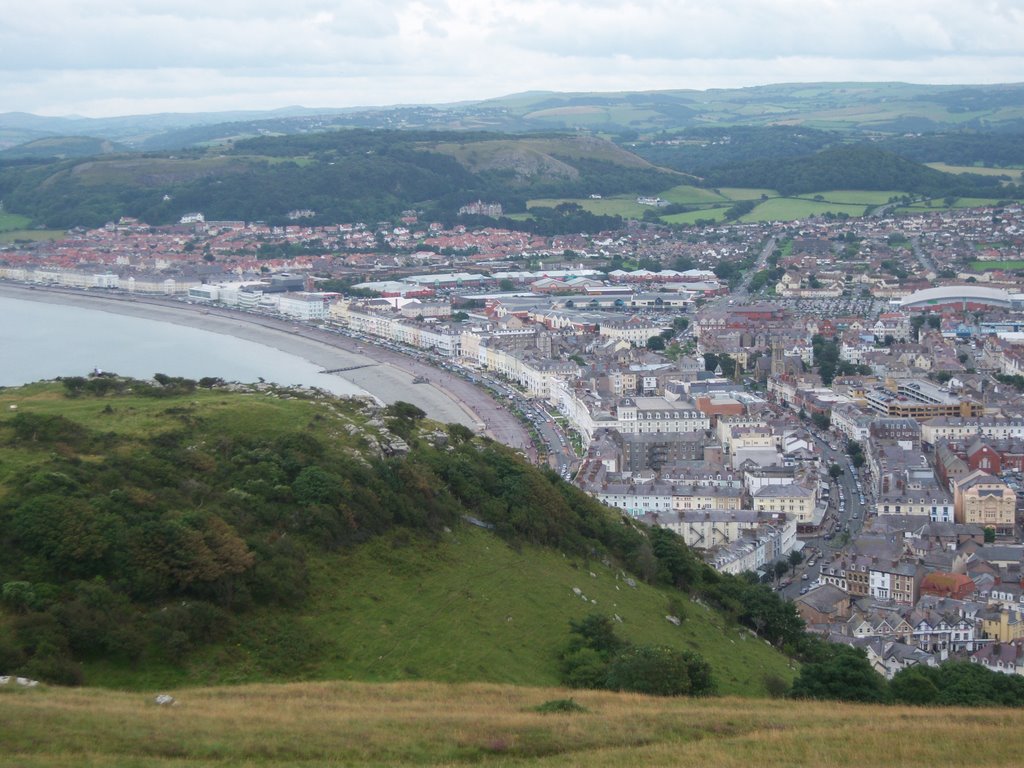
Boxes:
[3,0,1023,117]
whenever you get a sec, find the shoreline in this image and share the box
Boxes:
[0,283,516,441]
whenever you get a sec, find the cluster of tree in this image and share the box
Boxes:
[994,373,1024,393]
[702,145,1017,199]
[790,645,1024,707]
[810,334,867,385]
[480,203,625,236]
[702,352,737,379]
[559,614,715,697]
[876,131,1024,169]
[847,440,866,469]
[748,266,786,292]
[627,126,837,175]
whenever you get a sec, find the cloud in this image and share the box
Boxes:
[1,0,1022,116]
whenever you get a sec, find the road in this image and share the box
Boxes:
[709,236,776,309]
[777,433,871,601]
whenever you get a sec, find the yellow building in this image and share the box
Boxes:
[954,470,1017,534]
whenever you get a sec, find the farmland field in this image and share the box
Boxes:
[715,188,778,201]
[794,190,902,205]
[0,211,32,231]
[659,184,728,204]
[662,208,729,225]
[527,196,651,218]
[740,198,867,222]
[0,229,66,243]
[926,163,1024,183]
[970,260,1024,272]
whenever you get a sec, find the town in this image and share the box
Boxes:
[4,199,1024,681]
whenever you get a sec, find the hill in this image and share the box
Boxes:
[4,82,1024,151]
[4,679,1024,767]
[0,136,126,160]
[0,130,681,229]
[701,144,1014,198]
[0,379,796,695]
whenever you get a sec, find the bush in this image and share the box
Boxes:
[605,645,715,697]
[534,698,588,713]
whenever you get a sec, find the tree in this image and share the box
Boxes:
[889,666,940,705]
[984,527,996,543]
[788,550,803,575]
[646,335,666,351]
[829,463,844,480]
[790,645,888,703]
[811,411,830,431]
[774,560,790,582]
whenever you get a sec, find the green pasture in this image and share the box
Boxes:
[662,208,729,225]
[528,196,651,218]
[740,197,867,222]
[970,260,1024,272]
[0,211,32,231]
[0,229,66,242]
[715,187,778,201]
[926,163,1024,183]
[794,190,902,205]
[659,184,728,204]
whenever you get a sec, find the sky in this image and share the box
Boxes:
[3,0,1023,118]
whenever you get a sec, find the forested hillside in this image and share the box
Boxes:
[0,130,680,230]
[0,379,800,693]
[701,145,1016,198]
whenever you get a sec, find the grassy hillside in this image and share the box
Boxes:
[3,679,1023,767]
[0,381,797,696]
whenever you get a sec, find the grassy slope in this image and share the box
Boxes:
[434,136,657,173]
[3,680,1023,767]
[0,384,793,697]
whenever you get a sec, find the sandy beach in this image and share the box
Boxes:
[0,283,532,447]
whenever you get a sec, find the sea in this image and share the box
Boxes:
[0,295,368,396]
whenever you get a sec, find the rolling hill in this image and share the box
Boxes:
[0,379,797,696]
[0,130,683,229]
[4,82,1024,152]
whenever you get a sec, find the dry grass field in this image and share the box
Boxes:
[2,680,1022,767]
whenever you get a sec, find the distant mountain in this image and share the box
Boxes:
[3,82,1024,152]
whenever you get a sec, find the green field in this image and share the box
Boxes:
[926,163,1024,183]
[740,197,868,222]
[0,212,65,241]
[659,184,728,204]
[715,187,778,201]
[793,190,902,205]
[0,211,32,231]
[970,260,1024,272]
[894,196,1013,214]
[662,208,729,225]
[0,229,66,242]
[528,196,651,218]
